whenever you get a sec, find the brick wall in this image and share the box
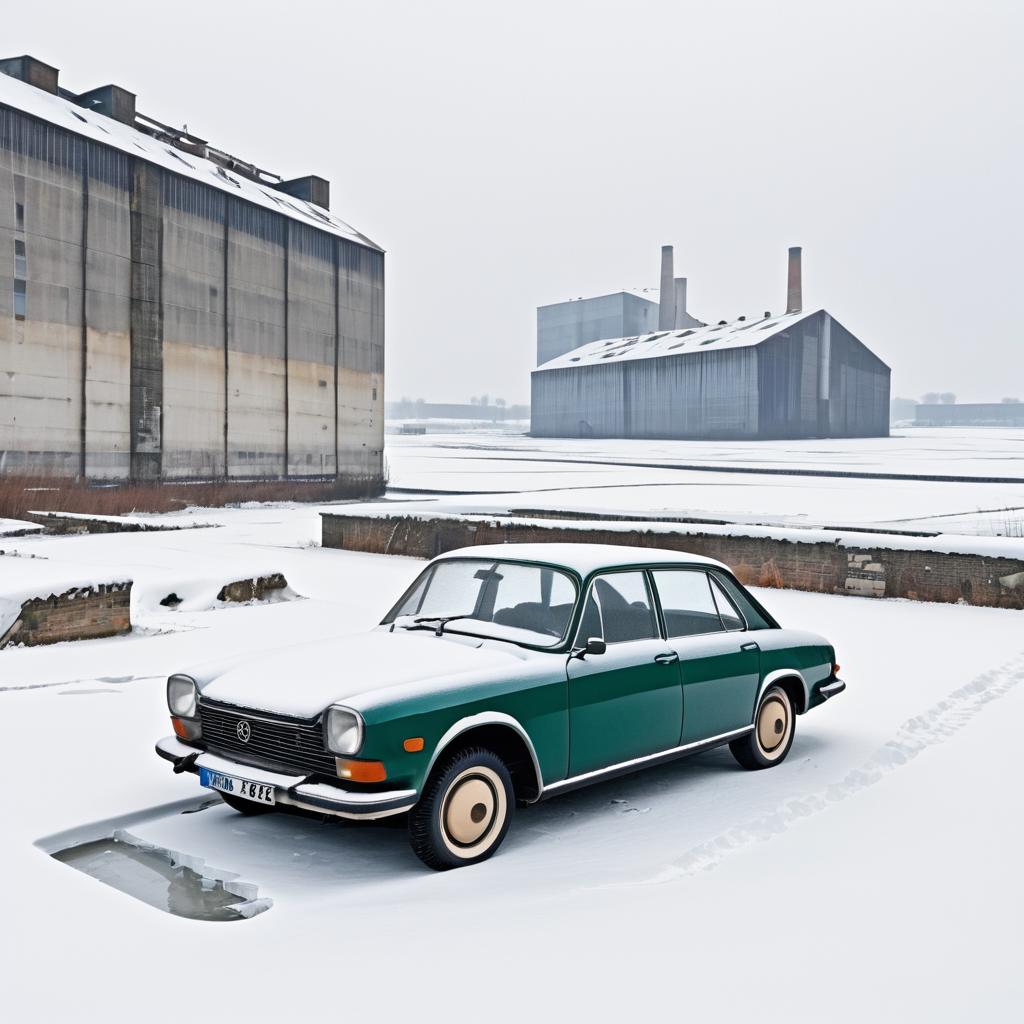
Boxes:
[0,582,132,648]
[217,573,288,603]
[321,513,1024,610]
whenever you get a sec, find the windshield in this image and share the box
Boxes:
[384,559,578,649]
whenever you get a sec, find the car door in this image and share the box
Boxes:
[651,569,761,744]
[566,571,683,776]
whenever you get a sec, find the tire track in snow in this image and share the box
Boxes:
[623,651,1024,886]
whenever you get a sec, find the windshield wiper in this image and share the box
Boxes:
[411,614,474,637]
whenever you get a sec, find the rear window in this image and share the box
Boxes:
[709,572,775,630]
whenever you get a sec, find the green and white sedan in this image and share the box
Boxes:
[157,543,845,870]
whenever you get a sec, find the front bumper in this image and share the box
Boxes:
[818,678,846,700]
[156,736,417,821]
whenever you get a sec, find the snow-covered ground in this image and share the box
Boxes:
[1,496,1022,1022]
[384,427,1024,536]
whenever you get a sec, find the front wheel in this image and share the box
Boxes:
[408,747,514,870]
[731,685,795,770]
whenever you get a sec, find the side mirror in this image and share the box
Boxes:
[572,637,606,659]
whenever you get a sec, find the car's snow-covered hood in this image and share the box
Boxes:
[196,629,527,719]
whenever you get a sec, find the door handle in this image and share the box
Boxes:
[654,652,679,665]
[740,642,759,652]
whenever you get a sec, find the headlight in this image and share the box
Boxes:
[325,706,364,755]
[167,674,198,719]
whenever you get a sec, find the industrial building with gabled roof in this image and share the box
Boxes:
[0,55,384,491]
[531,246,890,440]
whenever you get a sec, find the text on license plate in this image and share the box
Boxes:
[199,766,276,805]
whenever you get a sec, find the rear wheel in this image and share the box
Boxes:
[219,792,274,816]
[408,747,514,870]
[731,684,795,770]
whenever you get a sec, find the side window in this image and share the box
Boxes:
[582,572,658,644]
[708,575,745,631]
[710,572,772,630]
[652,570,725,638]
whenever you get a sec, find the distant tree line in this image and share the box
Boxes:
[388,396,530,421]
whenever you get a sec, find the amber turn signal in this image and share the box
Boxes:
[403,737,425,753]
[336,758,387,783]
[833,663,841,675]
[171,716,201,741]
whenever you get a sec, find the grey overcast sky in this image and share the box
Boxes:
[14,0,1023,405]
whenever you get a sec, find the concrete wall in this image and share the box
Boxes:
[0,109,84,474]
[84,148,132,479]
[161,176,226,479]
[321,511,1024,611]
[227,201,286,477]
[288,223,336,478]
[0,104,384,489]
[337,242,384,479]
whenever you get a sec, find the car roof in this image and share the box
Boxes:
[434,542,728,577]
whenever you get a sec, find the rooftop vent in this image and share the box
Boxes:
[0,55,59,94]
[76,84,136,125]
[275,175,330,211]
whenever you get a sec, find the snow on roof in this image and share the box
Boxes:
[535,308,819,371]
[435,542,727,576]
[0,71,381,251]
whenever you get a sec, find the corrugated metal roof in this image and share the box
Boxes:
[0,71,382,251]
[535,309,819,371]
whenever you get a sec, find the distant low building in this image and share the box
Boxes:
[915,403,1024,427]
[386,400,529,422]
[531,246,891,441]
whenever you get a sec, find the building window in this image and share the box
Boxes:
[372,387,378,401]
[15,202,24,231]
[14,279,26,321]
[14,239,26,278]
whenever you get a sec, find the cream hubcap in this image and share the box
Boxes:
[757,693,790,756]
[440,765,506,858]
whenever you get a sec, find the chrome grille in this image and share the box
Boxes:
[198,698,336,778]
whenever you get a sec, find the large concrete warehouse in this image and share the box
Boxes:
[531,246,890,440]
[0,56,383,488]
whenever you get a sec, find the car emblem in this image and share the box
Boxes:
[236,720,252,743]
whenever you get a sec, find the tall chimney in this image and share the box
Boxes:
[786,245,803,314]
[658,245,675,330]
[673,278,689,328]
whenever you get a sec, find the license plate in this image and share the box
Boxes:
[200,766,276,806]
